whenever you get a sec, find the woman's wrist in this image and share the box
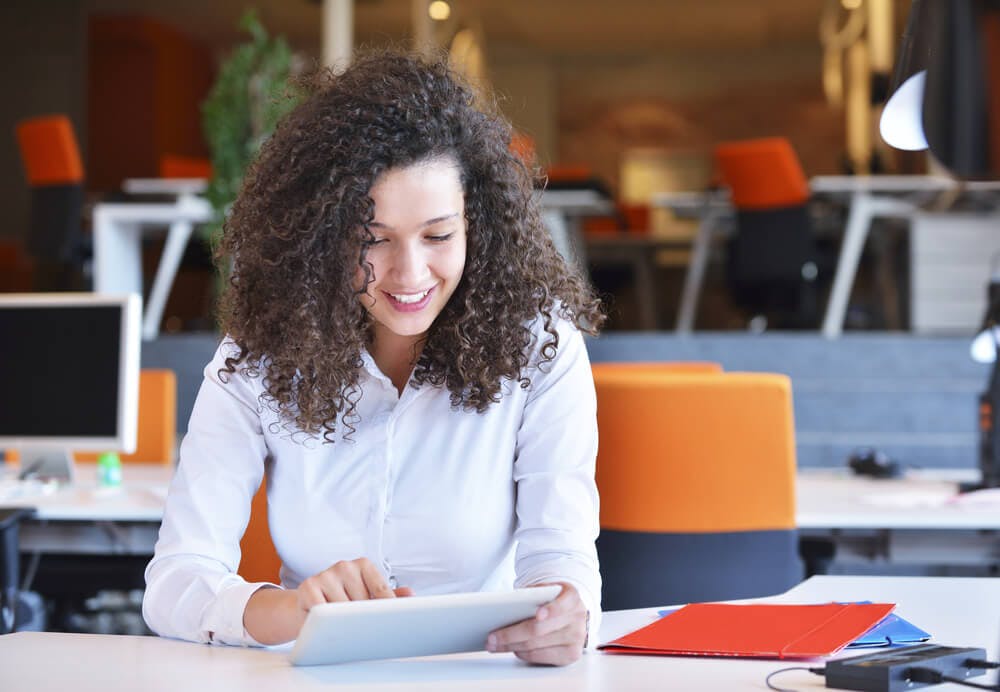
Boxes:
[243,586,303,645]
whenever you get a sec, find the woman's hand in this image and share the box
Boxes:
[296,557,413,612]
[485,583,588,666]
[243,557,412,645]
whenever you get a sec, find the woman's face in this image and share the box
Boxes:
[358,157,468,343]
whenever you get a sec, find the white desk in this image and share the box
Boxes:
[0,462,169,555]
[656,176,1000,336]
[0,575,995,691]
[93,178,213,341]
[539,189,614,268]
[797,468,1000,570]
[4,465,996,564]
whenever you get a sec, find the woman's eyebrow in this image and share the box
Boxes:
[369,213,461,230]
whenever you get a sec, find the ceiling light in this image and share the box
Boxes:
[428,1,451,21]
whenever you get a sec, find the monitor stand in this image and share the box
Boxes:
[15,448,75,483]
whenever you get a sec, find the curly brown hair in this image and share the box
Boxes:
[217,49,605,439]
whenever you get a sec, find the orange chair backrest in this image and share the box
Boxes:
[594,370,796,534]
[509,132,536,167]
[238,477,282,583]
[714,137,809,210]
[16,115,84,186]
[592,361,723,377]
[159,154,212,180]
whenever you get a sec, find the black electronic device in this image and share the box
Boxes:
[847,448,903,480]
[824,644,989,692]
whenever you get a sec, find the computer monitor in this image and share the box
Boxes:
[0,293,141,480]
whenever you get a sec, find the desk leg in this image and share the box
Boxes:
[635,250,658,330]
[821,194,915,338]
[143,220,195,341]
[676,207,722,333]
[93,209,143,295]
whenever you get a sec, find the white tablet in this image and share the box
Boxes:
[289,585,562,666]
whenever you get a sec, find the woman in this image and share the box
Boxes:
[142,50,605,666]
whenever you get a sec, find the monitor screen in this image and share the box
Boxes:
[0,293,140,454]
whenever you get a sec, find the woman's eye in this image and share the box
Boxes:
[365,238,388,247]
[427,233,454,242]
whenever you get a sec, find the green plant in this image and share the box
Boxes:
[201,9,303,246]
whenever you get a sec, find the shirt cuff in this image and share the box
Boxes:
[202,580,281,647]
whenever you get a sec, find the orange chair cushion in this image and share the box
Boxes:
[594,371,796,534]
[16,115,84,186]
[714,137,809,210]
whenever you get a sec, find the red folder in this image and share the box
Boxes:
[599,602,896,659]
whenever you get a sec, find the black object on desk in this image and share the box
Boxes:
[0,506,36,634]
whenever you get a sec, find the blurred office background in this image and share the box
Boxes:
[0,0,942,332]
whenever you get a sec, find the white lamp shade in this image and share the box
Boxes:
[879,70,930,151]
[971,327,1000,364]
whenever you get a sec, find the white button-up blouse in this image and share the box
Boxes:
[142,315,601,646]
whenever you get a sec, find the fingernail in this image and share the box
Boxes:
[486,635,496,652]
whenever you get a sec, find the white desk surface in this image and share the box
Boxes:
[796,468,1000,530]
[122,177,209,196]
[0,462,170,522]
[0,575,995,691]
[3,465,995,530]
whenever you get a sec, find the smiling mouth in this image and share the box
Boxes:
[381,286,436,311]
[387,289,431,304]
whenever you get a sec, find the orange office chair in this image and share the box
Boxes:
[6,369,177,466]
[238,479,282,583]
[593,367,802,610]
[158,154,212,180]
[15,115,87,291]
[715,137,821,329]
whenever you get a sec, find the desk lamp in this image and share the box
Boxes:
[880,0,1000,490]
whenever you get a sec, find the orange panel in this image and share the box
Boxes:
[239,478,282,584]
[15,115,84,186]
[594,371,796,533]
[715,137,809,210]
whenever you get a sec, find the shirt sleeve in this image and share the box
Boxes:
[142,340,280,646]
[512,316,603,647]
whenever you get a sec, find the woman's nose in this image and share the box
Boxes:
[391,242,429,284]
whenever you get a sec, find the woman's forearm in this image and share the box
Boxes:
[243,587,304,645]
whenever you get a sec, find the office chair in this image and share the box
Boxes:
[1,507,38,633]
[715,137,822,329]
[593,366,802,610]
[15,115,87,291]
[238,477,282,583]
[159,154,212,180]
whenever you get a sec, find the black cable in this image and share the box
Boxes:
[765,666,825,692]
[907,666,1000,690]
[965,660,1000,670]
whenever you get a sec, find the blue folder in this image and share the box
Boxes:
[657,605,930,649]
